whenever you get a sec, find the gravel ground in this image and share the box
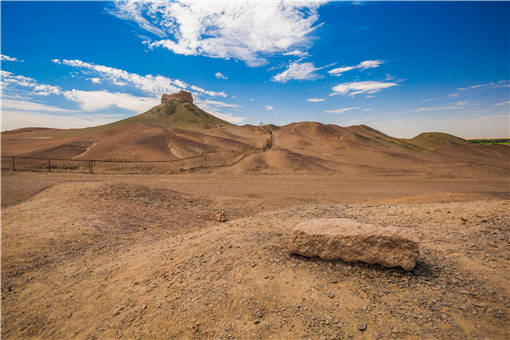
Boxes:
[1,178,509,339]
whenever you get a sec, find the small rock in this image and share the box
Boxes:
[358,323,367,331]
[256,311,263,318]
[213,210,227,222]
[327,292,335,299]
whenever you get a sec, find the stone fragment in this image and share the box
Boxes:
[213,210,227,222]
[288,218,419,271]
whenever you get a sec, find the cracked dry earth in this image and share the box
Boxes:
[1,179,510,339]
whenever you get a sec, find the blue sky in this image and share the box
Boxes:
[1,1,509,138]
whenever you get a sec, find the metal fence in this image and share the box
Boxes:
[1,150,248,174]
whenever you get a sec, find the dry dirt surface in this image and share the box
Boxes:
[1,171,510,339]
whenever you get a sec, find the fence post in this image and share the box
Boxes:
[89,160,92,174]
[48,159,51,172]
[12,157,15,171]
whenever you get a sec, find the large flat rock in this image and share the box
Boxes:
[288,218,419,270]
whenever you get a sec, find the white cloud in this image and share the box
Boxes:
[358,59,383,69]
[330,81,397,96]
[204,100,240,108]
[53,58,225,97]
[272,61,321,83]
[324,106,359,114]
[33,84,62,96]
[0,70,62,96]
[454,80,509,93]
[470,84,488,89]
[207,112,245,124]
[363,108,373,111]
[63,90,159,112]
[456,101,469,106]
[215,72,228,80]
[2,110,123,131]
[416,106,459,112]
[306,98,325,103]
[328,59,383,76]
[112,1,322,66]
[266,105,273,111]
[448,93,459,97]
[494,100,510,106]
[1,54,23,62]
[194,99,245,123]
[283,50,309,57]
[328,66,356,76]
[1,99,78,113]
[89,77,102,84]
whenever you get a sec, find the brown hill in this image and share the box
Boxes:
[2,93,271,160]
[2,93,509,176]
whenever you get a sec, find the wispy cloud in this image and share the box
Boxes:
[1,54,23,62]
[416,106,459,112]
[2,110,123,131]
[215,72,228,80]
[266,105,274,111]
[1,70,161,113]
[1,70,62,96]
[328,66,356,76]
[330,81,397,96]
[306,98,325,103]
[207,112,245,124]
[272,61,322,83]
[203,100,240,108]
[63,90,159,112]
[325,106,359,114]
[328,59,383,76]
[195,99,245,123]
[283,50,309,58]
[53,58,226,97]
[358,60,383,69]
[494,100,510,106]
[2,99,78,113]
[455,80,509,92]
[112,1,323,67]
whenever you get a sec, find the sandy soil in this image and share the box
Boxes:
[1,171,509,339]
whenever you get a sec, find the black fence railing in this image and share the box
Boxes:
[1,150,248,174]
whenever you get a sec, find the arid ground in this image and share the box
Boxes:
[2,170,509,339]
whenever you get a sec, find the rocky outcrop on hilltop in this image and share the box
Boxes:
[161,90,193,104]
